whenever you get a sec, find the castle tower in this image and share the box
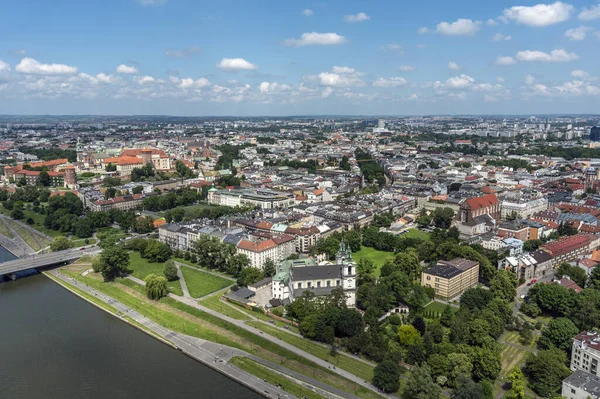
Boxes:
[141,148,153,165]
[64,165,77,189]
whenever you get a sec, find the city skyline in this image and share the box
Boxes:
[2,0,600,115]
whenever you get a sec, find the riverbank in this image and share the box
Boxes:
[44,269,296,399]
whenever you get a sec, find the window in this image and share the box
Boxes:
[426,276,431,281]
[336,280,341,286]
[297,282,302,289]
[327,281,331,287]
[317,281,321,288]
[307,282,312,288]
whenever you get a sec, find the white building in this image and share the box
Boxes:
[562,370,600,399]
[501,197,548,220]
[571,331,600,377]
[236,235,296,269]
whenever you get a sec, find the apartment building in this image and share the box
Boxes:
[421,258,480,300]
[236,234,296,269]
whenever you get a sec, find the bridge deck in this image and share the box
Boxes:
[0,249,88,276]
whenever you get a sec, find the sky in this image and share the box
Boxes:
[1,0,600,116]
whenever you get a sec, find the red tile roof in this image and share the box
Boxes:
[465,193,498,211]
[541,234,591,257]
[557,277,583,293]
[237,239,278,252]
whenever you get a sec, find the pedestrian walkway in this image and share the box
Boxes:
[176,266,191,298]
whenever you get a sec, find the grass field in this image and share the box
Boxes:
[173,257,235,280]
[127,252,183,296]
[501,331,538,349]
[352,247,394,276]
[230,357,326,399]
[0,219,13,238]
[7,219,49,251]
[402,228,431,241]
[179,266,232,298]
[423,301,457,316]
[500,344,531,377]
[248,321,376,382]
[199,290,250,320]
[71,238,97,247]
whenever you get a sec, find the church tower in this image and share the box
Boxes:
[337,241,356,307]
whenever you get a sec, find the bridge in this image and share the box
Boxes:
[0,248,100,278]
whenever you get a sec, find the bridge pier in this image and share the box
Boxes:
[7,273,16,281]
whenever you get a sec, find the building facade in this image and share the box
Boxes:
[421,258,480,300]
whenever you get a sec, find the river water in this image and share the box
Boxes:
[0,274,261,399]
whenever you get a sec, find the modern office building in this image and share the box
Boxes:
[421,258,480,299]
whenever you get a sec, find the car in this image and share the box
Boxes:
[530,278,537,284]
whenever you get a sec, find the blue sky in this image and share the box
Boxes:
[1,0,600,115]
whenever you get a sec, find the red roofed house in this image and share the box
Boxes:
[236,234,296,269]
[459,193,500,224]
[556,276,583,293]
[541,234,600,266]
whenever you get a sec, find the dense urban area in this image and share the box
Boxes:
[3,114,600,399]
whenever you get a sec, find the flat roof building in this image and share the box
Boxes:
[421,258,480,300]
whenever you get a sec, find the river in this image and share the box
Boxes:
[0,274,261,399]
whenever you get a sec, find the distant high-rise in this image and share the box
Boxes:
[591,126,600,142]
[378,119,385,129]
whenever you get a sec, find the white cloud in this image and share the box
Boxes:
[135,76,155,85]
[516,49,578,62]
[165,46,200,58]
[373,77,408,87]
[284,32,347,46]
[578,4,600,20]
[259,82,291,93]
[0,60,11,73]
[487,19,499,26]
[497,77,505,82]
[95,73,115,84]
[321,87,333,98]
[496,56,517,65]
[448,62,461,70]
[564,26,592,40]
[9,49,26,55]
[344,12,370,22]
[135,0,166,6]
[301,9,313,16]
[381,43,403,53]
[315,66,364,87]
[446,74,475,89]
[173,77,210,89]
[492,33,512,41]
[571,69,597,81]
[217,58,258,71]
[399,65,416,72]
[500,2,574,27]
[15,58,78,75]
[436,19,482,36]
[116,64,138,74]
[525,74,536,85]
[417,27,430,34]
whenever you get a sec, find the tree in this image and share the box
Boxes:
[489,269,517,302]
[539,317,579,352]
[10,208,24,220]
[236,267,263,287]
[451,375,486,399]
[460,287,493,311]
[505,366,525,399]
[372,358,401,393]
[142,240,172,263]
[590,265,600,289]
[522,239,542,252]
[228,253,250,277]
[398,324,421,346]
[75,219,93,239]
[163,260,178,281]
[132,185,144,194]
[440,305,454,327]
[98,246,130,281]
[357,258,376,284]
[556,262,587,288]
[340,155,351,171]
[263,258,276,278]
[105,163,116,172]
[402,365,441,399]
[447,353,473,387]
[525,348,571,397]
[38,170,50,186]
[145,274,168,300]
[104,187,117,200]
[432,207,454,229]
[50,236,73,252]
[175,160,195,179]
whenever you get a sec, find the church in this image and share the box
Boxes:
[271,242,357,307]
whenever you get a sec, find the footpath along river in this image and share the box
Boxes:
[0,273,261,399]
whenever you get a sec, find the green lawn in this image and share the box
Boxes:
[230,357,326,399]
[352,247,394,276]
[71,238,97,247]
[0,220,13,238]
[248,321,376,382]
[179,266,233,298]
[7,219,48,251]
[402,228,431,241]
[127,252,183,296]
[423,301,457,316]
[173,257,235,280]
[199,290,250,320]
[501,331,538,349]
[500,344,530,377]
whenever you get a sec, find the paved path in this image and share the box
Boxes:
[48,270,293,399]
[0,217,35,256]
[176,265,191,298]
